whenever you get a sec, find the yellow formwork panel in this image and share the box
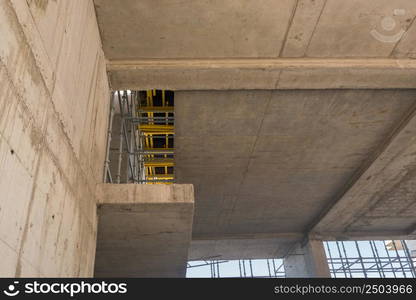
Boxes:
[138,106,174,112]
[141,89,174,184]
[140,124,174,132]
[143,147,174,151]
[146,174,174,180]
[144,160,174,167]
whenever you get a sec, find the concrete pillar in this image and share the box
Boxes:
[94,184,194,277]
[406,240,416,258]
[284,239,330,278]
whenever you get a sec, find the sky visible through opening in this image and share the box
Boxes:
[187,241,416,278]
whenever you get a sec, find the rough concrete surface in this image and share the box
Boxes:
[107,58,416,90]
[2,0,416,277]
[0,0,110,277]
[95,0,416,90]
[94,0,416,59]
[94,184,194,277]
[312,98,416,239]
[284,239,330,277]
[175,90,416,259]
[189,233,302,260]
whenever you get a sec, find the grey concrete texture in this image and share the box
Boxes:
[312,98,416,239]
[0,0,110,276]
[94,184,194,277]
[189,234,302,260]
[175,90,416,259]
[94,0,416,59]
[284,240,330,278]
[96,0,416,90]
[107,58,416,90]
[3,0,416,277]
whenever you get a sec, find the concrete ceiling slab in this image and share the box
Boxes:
[176,90,416,258]
[94,0,416,59]
[94,0,295,59]
[312,98,416,239]
[305,0,416,58]
[95,1,416,90]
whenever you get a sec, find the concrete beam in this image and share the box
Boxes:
[311,101,416,239]
[94,184,194,278]
[310,232,416,241]
[189,233,303,260]
[107,58,416,90]
[284,239,330,278]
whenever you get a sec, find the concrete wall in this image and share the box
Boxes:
[0,0,109,276]
[95,184,194,277]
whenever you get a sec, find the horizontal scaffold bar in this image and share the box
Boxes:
[138,179,175,183]
[143,147,174,151]
[139,149,174,155]
[146,174,174,180]
[139,124,174,130]
[139,124,174,135]
[140,134,174,138]
[143,159,174,167]
[138,106,174,113]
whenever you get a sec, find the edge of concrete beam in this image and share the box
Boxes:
[310,231,416,241]
[192,232,304,241]
[107,58,416,90]
[107,58,416,70]
[95,183,194,205]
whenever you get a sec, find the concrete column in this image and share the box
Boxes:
[94,184,194,277]
[284,239,330,278]
[406,240,416,258]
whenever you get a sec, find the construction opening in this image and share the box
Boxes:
[104,90,175,185]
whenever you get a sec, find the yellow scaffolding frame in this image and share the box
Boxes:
[140,89,174,184]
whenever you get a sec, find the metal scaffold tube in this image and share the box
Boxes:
[116,92,124,184]
[103,92,116,183]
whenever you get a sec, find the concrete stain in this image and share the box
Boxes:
[30,126,44,151]
[4,0,44,88]
[15,150,43,277]
[28,0,55,12]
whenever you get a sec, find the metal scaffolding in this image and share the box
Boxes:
[104,90,174,184]
[187,258,286,278]
[186,240,416,278]
[325,240,416,278]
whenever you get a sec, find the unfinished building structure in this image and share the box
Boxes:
[1,0,416,277]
